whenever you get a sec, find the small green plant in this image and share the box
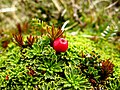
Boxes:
[63,66,91,90]
[78,50,116,89]
[0,21,120,90]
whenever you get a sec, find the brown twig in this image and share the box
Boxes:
[71,0,87,30]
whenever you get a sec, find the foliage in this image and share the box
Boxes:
[0,1,120,89]
[0,34,91,89]
[47,25,65,41]
[63,66,91,90]
[0,22,120,89]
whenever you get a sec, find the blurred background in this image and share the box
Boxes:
[0,0,120,49]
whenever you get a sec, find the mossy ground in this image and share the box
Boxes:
[0,32,120,89]
[0,0,120,89]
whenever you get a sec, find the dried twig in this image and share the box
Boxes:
[105,0,118,10]
[52,0,63,12]
[71,0,87,29]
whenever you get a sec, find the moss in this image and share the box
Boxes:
[0,33,120,89]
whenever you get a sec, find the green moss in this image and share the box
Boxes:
[0,34,120,89]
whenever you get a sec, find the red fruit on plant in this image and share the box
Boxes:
[5,75,9,80]
[53,38,68,52]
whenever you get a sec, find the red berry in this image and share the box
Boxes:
[53,38,68,52]
[5,75,9,80]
